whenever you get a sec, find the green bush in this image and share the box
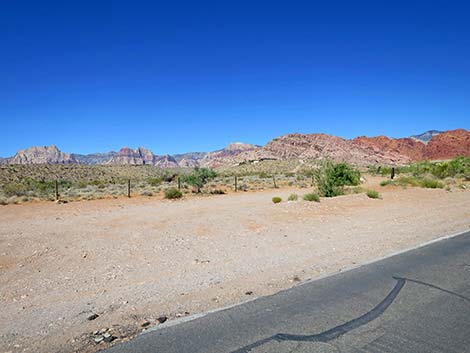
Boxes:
[380,180,393,187]
[272,196,282,204]
[181,167,217,193]
[390,176,445,189]
[303,193,320,202]
[314,161,360,197]
[164,187,183,199]
[370,157,470,179]
[366,190,380,199]
[147,176,163,187]
[420,178,444,189]
[288,193,298,201]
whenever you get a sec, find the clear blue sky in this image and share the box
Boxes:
[1,1,469,156]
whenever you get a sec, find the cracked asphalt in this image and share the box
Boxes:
[106,231,470,353]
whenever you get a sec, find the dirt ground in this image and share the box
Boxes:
[1,177,469,353]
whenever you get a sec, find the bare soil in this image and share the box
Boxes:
[1,177,469,353]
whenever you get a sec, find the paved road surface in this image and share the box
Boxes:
[107,231,470,353]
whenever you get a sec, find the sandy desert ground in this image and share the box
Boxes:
[1,177,469,353]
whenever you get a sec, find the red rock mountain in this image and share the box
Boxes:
[237,133,411,165]
[353,129,470,161]
[424,129,470,160]
[352,136,426,161]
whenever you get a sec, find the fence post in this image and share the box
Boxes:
[273,175,277,188]
[127,179,131,198]
[234,176,238,192]
[55,180,59,201]
[391,167,395,180]
[178,176,181,190]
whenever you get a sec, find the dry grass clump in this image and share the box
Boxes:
[303,193,320,202]
[288,193,298,201]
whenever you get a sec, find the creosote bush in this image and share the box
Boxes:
[181,167,217,193]
[272,196,282,204]
[303,193,320,202]
[164,187,183,199]
[210,189,225,195]
[314,161,360,197]
[288,193,298,201]
[380,180,393,187]
[366,190,380,199]
[420,178,444,189]
[383,176,445,189]
[370,156,470,179]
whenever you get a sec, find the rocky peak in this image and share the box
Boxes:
[8,145,77,164]
[107,147,155,165]
[411,130,443,143]
[154,155,179,168]
[224,142,257,152]
[424,129,470,160]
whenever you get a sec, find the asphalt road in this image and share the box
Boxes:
[107,231,470,353]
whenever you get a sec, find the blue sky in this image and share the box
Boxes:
[1,1,469,156]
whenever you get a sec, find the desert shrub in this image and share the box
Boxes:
[366,190,380,199]
[0,198,8,205]
[314,161,360,197]
[389,176,445,189]
[258,171,271,178]
[288,193,298,201]
[370,157,470,179]
[272,196,282,204]
[350,186,363,194]
[181,167,217,193]
[237,184,248,191]
[303,193,320,202]
[164,188,183,199]
[396,176,421,187]
[420,178,444,189]
[210,189,225,195]
[2,183,28,197]
[147,176,163,187]
[380,180,393,187]
[141,191,153,196]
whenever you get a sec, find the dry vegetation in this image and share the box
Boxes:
[1,157,469,205]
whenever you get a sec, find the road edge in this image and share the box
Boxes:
[143,228,470,335]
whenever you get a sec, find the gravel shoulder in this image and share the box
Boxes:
[1,177,469,353]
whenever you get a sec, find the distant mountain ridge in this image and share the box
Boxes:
[1,129,469,167]
[72,152,118,164]
[411,130,443,143]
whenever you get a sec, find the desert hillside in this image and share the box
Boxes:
[1,129,469,167]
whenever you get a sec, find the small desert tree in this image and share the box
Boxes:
[314,161,360,197]
[182,167,217,193]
